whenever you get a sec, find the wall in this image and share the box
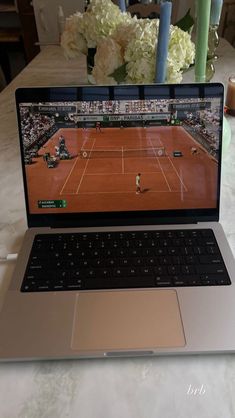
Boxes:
[32,0,84,45]
[32,0,197,45]
[176,0,195,21]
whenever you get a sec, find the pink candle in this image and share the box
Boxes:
[226,76,235,116]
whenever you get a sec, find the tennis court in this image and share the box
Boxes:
[26,126,218,213]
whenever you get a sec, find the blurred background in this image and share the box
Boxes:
[0,0,234,91]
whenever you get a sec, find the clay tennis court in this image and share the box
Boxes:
[26,126,218,214]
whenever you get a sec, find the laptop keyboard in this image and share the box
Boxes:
[21,229,231,292]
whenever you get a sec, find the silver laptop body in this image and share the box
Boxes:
[0,83,235,361]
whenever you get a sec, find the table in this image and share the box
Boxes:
[0,42,235,418]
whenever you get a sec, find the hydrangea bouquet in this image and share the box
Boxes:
[61,0,195,84]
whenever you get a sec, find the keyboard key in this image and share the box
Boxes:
[196,264,226,275]
[154,266,167,275]
[168,265,180,275]
[181,265,195,275]
[199,255,223,264]
[156,280,173,287]
[21,228,231,292]
[174,279,188,286]
[187,278,201,286]
[216,276,231,285]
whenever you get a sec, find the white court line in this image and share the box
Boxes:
[76,138,96,194]
[59,134,96,195]
[76,190,182,195]
[60,190,185,196]
[60,157,79,195]
[179,167,184,201]
[167,156,188,192]
[84,171,161,176]
[157,137,164,148]
[149,139,171,192]
[83,156,161,159]
[122,146,124,174]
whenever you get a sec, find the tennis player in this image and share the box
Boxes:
[96,121,101,132]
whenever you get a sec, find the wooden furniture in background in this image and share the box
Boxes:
[127,3,160,19]
[16,0,40,63]
[219,0,235,47]
[127,2,179,23]
[0,0,23,83]
[0,0,39,84]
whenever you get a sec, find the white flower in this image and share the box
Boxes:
[92,38,124,84]
[168,26,195,71]
[126,57,155,84]
[61,0,195,84]
[124,18,195,84]
[61,13,87,57]
[166,26,195,83]
[112,17,141,50]
[124,19,158,83]
[166,63,183,84]
[78,0,131,48]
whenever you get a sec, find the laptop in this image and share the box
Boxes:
[0,82,235,361]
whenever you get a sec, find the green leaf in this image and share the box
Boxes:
[175,9,194,33]
[109,63,128,83]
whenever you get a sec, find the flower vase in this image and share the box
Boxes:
[206,24,219,82]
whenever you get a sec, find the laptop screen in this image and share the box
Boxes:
[16,83,224,226]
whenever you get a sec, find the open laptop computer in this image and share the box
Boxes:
[0,82,235,361]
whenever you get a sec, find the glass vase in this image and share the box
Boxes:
[206,24,219,82]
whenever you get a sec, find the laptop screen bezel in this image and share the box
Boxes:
[15,83,223,228]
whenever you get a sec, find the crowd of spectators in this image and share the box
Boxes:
[184,110,219,158]
[20,107,56,150]
[76,99,168,115]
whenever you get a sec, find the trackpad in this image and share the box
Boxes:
[71,290,185,352]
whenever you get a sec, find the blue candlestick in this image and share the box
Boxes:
[155,1,172,83]
[210,0,223,25]
[118,0,126,12]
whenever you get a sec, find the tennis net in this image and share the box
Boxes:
[79,147,166,159]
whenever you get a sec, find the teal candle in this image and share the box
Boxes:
[155,1,172,83]
[195,0,211,82]
[210,0,223,25]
